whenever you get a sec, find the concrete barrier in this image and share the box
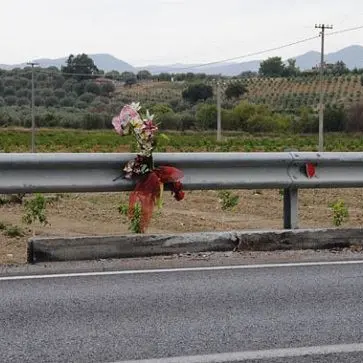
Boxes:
[28,228,363,263]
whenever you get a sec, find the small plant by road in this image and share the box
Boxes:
[0,193,25,206]
[0,221,24,238]
[329,200,349,227]
[22,193,49,235]
[118,202,143,233]
[4,225,24,238]
[218,190,240,211]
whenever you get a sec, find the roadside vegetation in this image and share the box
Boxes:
[1,128,363,153]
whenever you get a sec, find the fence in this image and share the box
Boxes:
[1,152,363,229]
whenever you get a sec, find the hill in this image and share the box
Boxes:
[1,54,136,73]
[140,60,261,76]
[1,45,363,76]
[294,45,363,70]
[142,45,363,76]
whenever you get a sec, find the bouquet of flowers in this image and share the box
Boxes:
[112,102,184,233]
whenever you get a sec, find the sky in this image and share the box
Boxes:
[1,0,363,66]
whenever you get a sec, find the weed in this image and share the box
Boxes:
[118,203,129,216]
[129,203,142,234]
[0,193,25,206]
[5,225,24,238]
[329,200,349,227]
[118,202,143,233]
[218,190,240,211]
[22,193,49,235]
[45,193,65,203]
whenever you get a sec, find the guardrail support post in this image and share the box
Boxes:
[283,188,298,229]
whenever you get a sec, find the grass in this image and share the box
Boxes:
[4,225,24,238]
[1,128,363,153]
[0,221,25,238]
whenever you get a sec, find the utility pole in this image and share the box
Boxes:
[315,24,333,152]
[27,62,39,152]
[216,79,222,142]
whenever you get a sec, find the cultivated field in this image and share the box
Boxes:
[117,75,363,110]
[1,128,362,265]
[1,128,363,152]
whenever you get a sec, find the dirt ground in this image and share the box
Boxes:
[1,188,362,265]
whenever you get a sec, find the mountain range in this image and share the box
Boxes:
[1,45,363,76]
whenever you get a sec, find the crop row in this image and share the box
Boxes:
[1,129,362,153]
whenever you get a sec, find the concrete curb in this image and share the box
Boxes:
[28,228,363,263]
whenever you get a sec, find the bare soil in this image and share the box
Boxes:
[1,188,362,265]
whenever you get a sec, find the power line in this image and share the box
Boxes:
[171,35,321,72]
[160,23,363,72]
[3,34,320,78]
[326,24,363,37]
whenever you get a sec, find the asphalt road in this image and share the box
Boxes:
[2,260,363,362]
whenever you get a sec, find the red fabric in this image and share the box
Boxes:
[154,166,184,183]
[128,172,161,232]
[128,166,184,232]
[170,180,185,201]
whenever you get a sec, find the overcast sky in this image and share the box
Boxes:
[2,0,363,66]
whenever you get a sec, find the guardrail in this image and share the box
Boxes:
[1,152,363,229]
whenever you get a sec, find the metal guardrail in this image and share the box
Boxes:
[1,152,363,229]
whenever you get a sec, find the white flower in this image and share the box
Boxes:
[144,109,154,121]
[130,102,141,112]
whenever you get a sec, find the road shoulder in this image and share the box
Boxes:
[2,247,363,277]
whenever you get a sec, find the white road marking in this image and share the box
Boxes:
[1,259,363,281]
[111,342,363,362]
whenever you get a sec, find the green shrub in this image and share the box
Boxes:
[5,225,24,238]
[4,95,17,106]
[78,92,96,104]
[82,113,107,129]
[3,87,16,96]
[45,96,59,107]
[330,200,349,227]
[195,103,217,130]
[150,103,174,115]
[60,97,76,107]
[221,109,239,130]
[178,111,196,130]
[157,112,181,131]
[85,82,101,95]
[218,190,239,211]
[118,202,143,233]
[54,88,66,99]
[22,193,49,235]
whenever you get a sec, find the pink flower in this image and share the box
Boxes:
[112,104,142,136]
[112,115,124,135]
[120,104,140,123]
[142,120,158,136]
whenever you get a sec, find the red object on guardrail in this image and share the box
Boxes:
[305,163,316,178]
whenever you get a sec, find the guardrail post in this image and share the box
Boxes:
[283,188,298,229]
